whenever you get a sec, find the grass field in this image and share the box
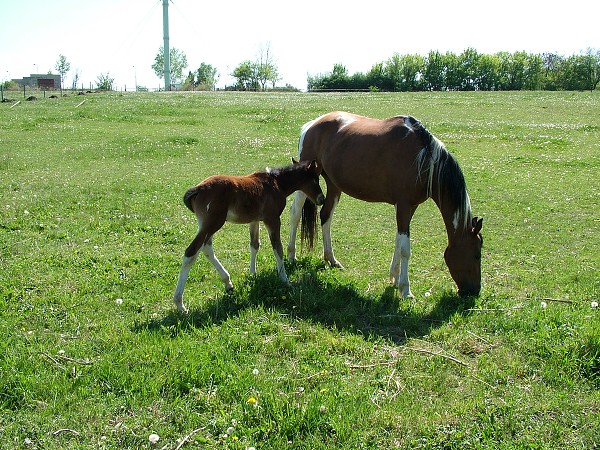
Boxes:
[1,91,599,449]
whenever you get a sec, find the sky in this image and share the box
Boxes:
[1,0,598,91]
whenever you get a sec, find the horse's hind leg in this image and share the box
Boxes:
[320,179,343,269]
[287,191,306,261]
[174,229,209,313]
[249,221,260,274]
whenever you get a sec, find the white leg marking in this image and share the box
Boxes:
[287,191,307,261]
[173,253,198,313]
[397,233,413,298]
[202,243,233,291]
[273,250,290,285]
[322,197,343,268]
[389,234,401,285]
[249,247,258,274]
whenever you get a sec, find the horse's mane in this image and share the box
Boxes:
[411,117,472,231]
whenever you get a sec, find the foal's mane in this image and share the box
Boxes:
[411,117,472,230]
[263,160,310,178]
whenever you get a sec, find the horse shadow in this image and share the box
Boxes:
[135,258,475,344]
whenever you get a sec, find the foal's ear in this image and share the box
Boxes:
[292,157,298,164]
[472,217,483,234]
[309,159,320,171]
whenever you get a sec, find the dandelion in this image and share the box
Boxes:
[319,405,327,414]
[252,368,259,375]
[319,388,328,394]
[148,433,160,445]
[226,427,235,436]
[592,301,598,308]
[540,301,547,309]
[247,396,257,406]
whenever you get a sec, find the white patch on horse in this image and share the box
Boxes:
[452,209,460,230]
[299,118,319,157]
[338,114,356,131]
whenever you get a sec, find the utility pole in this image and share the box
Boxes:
[162,0,171,91]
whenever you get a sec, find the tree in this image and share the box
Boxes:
[96,73,114,90]
[151,47,188,89]
[196,63,219,90]
[231,61,257,90]
[55,54,70,90]
[256,43,279,90]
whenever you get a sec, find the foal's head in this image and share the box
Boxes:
[444,217,483,297]
[293,158,325,206]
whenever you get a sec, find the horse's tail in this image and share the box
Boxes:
[183,186,199,212]
[301,197,318,250]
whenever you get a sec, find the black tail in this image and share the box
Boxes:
[301,198,318,250]
[183,187,199,212]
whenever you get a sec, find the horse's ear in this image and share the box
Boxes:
[309,159,319,170]
[472,217,483,234]
[292,157,298,164]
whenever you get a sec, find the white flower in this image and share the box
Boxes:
[591,301,598,308]
[226,427,235,436]
[148,433,160,444]
[540,301,547,309]
[115,298,123,305]
[252,368,259,375]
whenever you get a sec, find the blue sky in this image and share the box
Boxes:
[1,0,598,91]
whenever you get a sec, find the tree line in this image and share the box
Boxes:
[308,48,600,92]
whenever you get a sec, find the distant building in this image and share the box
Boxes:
[13,74,62,90]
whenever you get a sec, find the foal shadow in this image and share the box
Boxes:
[136,258,475,344]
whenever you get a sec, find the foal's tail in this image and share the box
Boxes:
[183,186,200,212]
[301,198,318,250]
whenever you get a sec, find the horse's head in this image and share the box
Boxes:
[444,217,483,297]
[293,158,325,206]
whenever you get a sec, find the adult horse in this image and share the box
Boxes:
[287,112,483,298]
[174,159,324,313]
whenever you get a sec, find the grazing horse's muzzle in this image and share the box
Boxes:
[458,283,481,298]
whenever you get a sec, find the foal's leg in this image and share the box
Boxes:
[264,217,291,286]
[174,251,199,313]
[201,236,233,292]
[287,191,306,261]
[249,221,260,274]
[320,178,343,268]
[390,205,415,298]
[174,225,210,313]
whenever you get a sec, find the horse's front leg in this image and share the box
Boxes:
[390,232,413,298]
[264,218,291,287]
[249,221,260,274]
[287,191,306,261]
[390,205,415,298]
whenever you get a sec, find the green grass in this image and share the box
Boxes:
[1,91,599,449]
